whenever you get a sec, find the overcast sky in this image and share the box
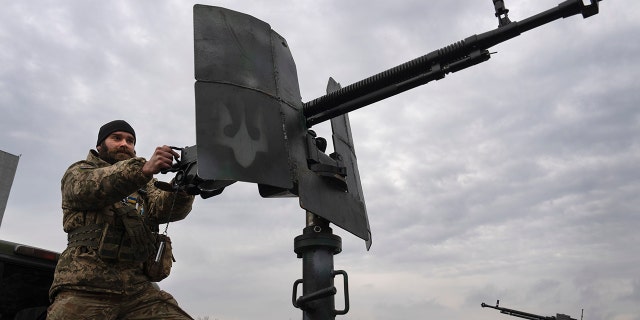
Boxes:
[1,0,639,319]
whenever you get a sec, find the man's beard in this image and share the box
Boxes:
[98,143,135,164]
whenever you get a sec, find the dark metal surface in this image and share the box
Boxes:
[195,82,292,188]
[298,77,371,244]
[193,5,301,189]
[194,5,301,105]
[329,78,371,249]
[0,150,19,226]
[292,214,347,320]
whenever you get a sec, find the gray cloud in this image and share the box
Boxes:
[1,0,638,319]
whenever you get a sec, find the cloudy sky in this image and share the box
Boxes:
[1,0,639,319]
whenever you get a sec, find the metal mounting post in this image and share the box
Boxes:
[292,212,349,320]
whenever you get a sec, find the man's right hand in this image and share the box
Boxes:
[142,145,180,176]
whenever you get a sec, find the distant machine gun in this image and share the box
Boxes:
[482,300,579,320]
[162,0,603,319]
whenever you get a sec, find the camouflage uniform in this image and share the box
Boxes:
[48,150,195,319]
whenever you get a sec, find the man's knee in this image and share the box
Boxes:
[130,287,193,320]
[47,290,117,320]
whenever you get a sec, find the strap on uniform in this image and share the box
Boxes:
[67,223,105,249]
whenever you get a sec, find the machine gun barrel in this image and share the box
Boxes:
[303,0,601,127]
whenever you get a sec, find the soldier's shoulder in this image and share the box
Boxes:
[66,151,103,172]
[66,160,97,172]
[62,153,102,182]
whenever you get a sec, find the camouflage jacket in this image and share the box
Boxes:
[50,150,195,298]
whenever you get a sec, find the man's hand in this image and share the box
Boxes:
[142,145,180,176]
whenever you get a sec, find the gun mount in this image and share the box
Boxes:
[155,145,232,199]
[161,1,603,318]
[482,300,578,320]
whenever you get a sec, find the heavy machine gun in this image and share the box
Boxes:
[169,0,603,243]
[482,300,578,320]
[160,1,603,318]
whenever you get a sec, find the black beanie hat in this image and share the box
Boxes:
[96,120,136,147]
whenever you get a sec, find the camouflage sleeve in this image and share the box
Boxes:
[61,157,152,211]
[143,180,195,224]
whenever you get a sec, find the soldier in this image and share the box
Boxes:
[47,120,196,319]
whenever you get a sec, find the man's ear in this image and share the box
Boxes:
[96,145,102,152]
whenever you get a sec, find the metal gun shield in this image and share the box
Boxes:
[194,5,371,245]
[331,114,371,248]
[194,5,301,189]
[298,78,372,246]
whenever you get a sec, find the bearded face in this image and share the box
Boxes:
[97,137,136,164]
